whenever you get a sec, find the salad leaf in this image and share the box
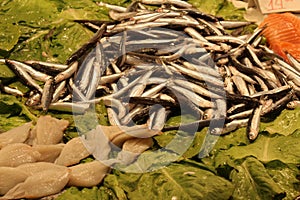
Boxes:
[111,161,234,200]
[0,0,108,62]
[56,186,118,200]
[0,23,20,51]
[190,0,245,20]
[261,108,300,136]
[230,157,285,200]
[215,130,300,166]
[0,94,35,131]
[103,175,128,200]
[265,160,300,200]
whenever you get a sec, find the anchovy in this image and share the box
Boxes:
[205,35,245,45]
[142,82,168,97]
[219,20,252,29]
[247,83,256,95]
[249,85,291,98]
[116,31,127,67]
[76,56,96,91]
[245,44,266,70]
[211,118,248,135]
[286,100,300,109]
[227,103,246,114]
[261,92,294,116]
[26,92,42,106]
[231,56,277,89]
[137,13,170,23]
[125,96,177,107]
[182,60,221,78]
[52,81,66,103]
[231,75,250,96]
[48,102,90,114]
[140,0,193,8]
[24,60,68,74]
[197,17,224,36]
[286,52,300,73]
[108,22,169,34]
[0,83,23,97]
[253,75,269,91]
[98,73,124,85]
[5,59,43,93]
[148,106,167,130]
[169,62,224,87]
[227,109,253,121]
[112,68,154,98]
[85,43,106,99]
[41,77,55,112]
[169,84,215,108]
[228,65,257,85]
[274,57,300,78]
[224,76,234,94]
[247,104,263,141]
[173,79,221,99]
[107,107,121,126]
[203,108,214,120]
[54,61,78,84]
[6,60,51,82]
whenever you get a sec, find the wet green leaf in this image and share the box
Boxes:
[115,162,234,200]
[215,130,300,165]
[190,0,245,20]
[0,23,20,51]
[230,157,285,200]
[56,186,118,200]
[261,108,300,136]
[265,160,300,200]
[103,175,128,200]
[0,94,33,131]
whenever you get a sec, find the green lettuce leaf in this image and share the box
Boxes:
[0,23,20,51]
[265,161,300,200]
[230,157,285,200]
[115,161,234,200]
[0,94,34,131]
[56,186,118,200]
[261,108,300,136]
[190,0,245,20]
[215,130,300,166]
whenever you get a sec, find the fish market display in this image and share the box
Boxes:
[0,0,300,199]
[1,1,300,143]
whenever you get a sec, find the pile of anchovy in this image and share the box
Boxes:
[1,0,300,141]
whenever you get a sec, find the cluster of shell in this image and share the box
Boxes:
[0,115,154,199]
[1,1,300,141]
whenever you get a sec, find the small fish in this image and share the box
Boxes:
[286,52,300,73]
[140,0,192,8]
[54,61,78,84]
[6,60,51,82]
[5,59,43,93]
[247,104,263,141]
[219,20,252,29]
[286,100,300,109]
[41,77,55,112]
